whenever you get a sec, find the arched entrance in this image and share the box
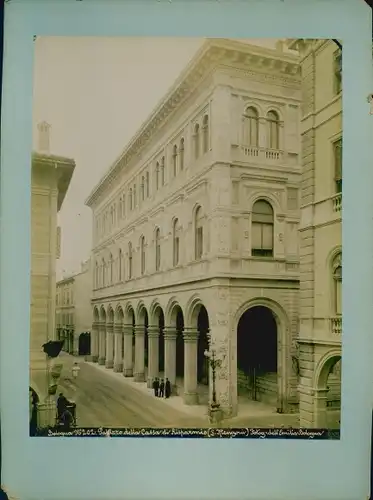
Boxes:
[78,332,91,356]
[175,306,184,378]
[237,305,278,406]
[314,351,341,428]
[197,305,210,384]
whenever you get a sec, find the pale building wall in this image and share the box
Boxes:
[30,151,75,401]
[86,39,302,418]
[293,38,342,428]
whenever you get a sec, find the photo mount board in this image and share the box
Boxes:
[1,0,373,499]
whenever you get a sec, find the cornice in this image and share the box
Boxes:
[85,39,299,208]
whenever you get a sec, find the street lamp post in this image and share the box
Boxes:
[204,343,225,425]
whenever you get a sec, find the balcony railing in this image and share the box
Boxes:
[330,317,342,336]
[332,193,342,213]
[241,146,283,162]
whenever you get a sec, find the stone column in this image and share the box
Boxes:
[164,327,177,389]
[113,324,123,372]
[105,323,114,369]
[183,327,199,405]
[313,388,329,428]
[147,325,159,388]
[98,322,106,365]
[122,324,134,377]
[134,326,145,382]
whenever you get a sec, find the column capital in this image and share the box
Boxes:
[183,327,199,342]
[123,324,133,335]
[114,324,122,334]
[98,321,106,330]
[134,325,145,336]
[147,325,160,338]
[163,327,177,340]
[106,322,114,333]
[92,321,99,329]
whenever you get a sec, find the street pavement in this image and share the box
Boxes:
[54,355,208,428]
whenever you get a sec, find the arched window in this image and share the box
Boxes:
[109,253,113,284]
[118,248,122,281]
[202,115,209,154]
[195,206,204,260]
[243,107,259,147]
[119,197,122,220]
[133,184,137,207]
[193,123,200,159]
[146,171,150,197]
[155,228,161,271]
[141,176,145,201]
[179,138,185,170]
[140,236,146,275]
[102,258,106,287]
[128,242,133,279]
[161,156,165,186]
[267,110,280,150]
[173,218,181,266]
[156,162,160,190]
[122,194,126,218]
[129,188,133,211]
[332,253,342,315]
[95,261,99,288]
[251,200,274,257]
[172,144,178,177]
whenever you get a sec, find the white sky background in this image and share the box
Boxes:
[32,37,284,280]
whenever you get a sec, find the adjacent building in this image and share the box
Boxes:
[30,122,75,402]
[56,259,92,354]
[288,39,342,427]
[85,39,303,418]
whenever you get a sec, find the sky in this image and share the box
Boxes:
[32,37,284,280]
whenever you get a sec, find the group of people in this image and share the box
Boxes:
[152,377,171,398]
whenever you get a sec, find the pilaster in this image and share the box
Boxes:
[105,323,114,369]
[164,327,177,389]
[147,325,160,388]
[113,324,123,372]
[122,324,134,377]
[98,322,106,365]
[183,327,199,405]
[133,326,145,382]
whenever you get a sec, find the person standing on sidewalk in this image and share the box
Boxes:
[165,378,171,399]
[152,377,159,397]
[71,362,80,380]
[159,379,165,398]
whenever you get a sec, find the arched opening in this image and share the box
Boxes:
[139,308,149,369]
[155,307,165,373]
[128,307,136,362]
[202,115,209,153]
[172,144,178,176]
[78,332,91,356]
[243,106,259,147]
[316,353,341,429]
[196,305,210,384]
[179,138,185,170]
[251,199,274,257]
[237,305,278,405]
[155,228,161,272]
[193,123,200,159]
[194,205,204,260]
[175,307,185,378]
[267,110,280,150]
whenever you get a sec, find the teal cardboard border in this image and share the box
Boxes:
[1,0,372,499]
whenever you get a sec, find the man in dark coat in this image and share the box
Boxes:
[159,379,165,398]
[165,378,171,399]
[152,377,159,397]
[57,392,68,420]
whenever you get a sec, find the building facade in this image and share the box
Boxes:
[56,259,92,354]
[86,39,303,418]
[288,39,342,427]
[30,122,75,401]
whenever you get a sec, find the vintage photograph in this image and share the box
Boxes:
[29,37,342,436]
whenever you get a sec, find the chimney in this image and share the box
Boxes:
[37,121,51,153]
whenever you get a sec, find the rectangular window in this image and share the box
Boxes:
[333,48,342,95]
[252,222,273,257]
[287,188,298,210]
[334,138,342,193]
